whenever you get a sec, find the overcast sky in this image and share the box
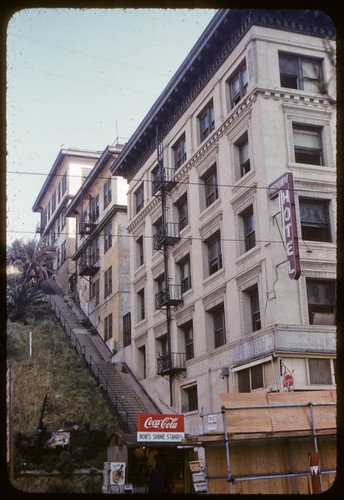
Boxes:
[6,8,216,245]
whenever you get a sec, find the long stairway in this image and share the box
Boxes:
[41,279,160,433]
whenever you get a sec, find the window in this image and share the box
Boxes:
[308,358,335,385]
[90,277,99,303]
[228,62,248,108]
[237,133,250,178]
[51,191,56,213]
[279,53,323,92]
[293,124,323,165]
[136,235,144,268]
[135,183,144,214]
[138,345,146,379]
[213,304,226,348]
[238,364,264,392]
[176,194,188,231]
[299,198,331,242]
[91,194,99,221]
[182,321,194,360]
[202,165,218,208]
[244,284,261,332]
[173,134,186,169]
[152,217,162,253]
[61,206,66,229]
[206,231,222,276]
[104,266,112,298]
[182,385,198,412]
[104,221,112,252]
[307,279,336,325]
[179,255,191,294]
[154,273,165,310]
[104,178,112,208]
[137,288,145,321]
[61,241,67,263]
[199,101,215,142]
[91,237,100,263]
[104,313,113,341]
[62,172,67,194]
[123,312,131,347]
[240,205,255,252]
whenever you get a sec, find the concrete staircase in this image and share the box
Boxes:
[41,280,160,433]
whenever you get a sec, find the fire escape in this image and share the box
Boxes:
[78,192,99,277]
[153,124,186,406]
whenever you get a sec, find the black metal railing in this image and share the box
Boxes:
[155,284,183,309]
[79,213,97,235]
[152,167,177,195]
[153,222,180,250]
[47,295,135,432]
[157,352,186,375]
[79,250,100,276]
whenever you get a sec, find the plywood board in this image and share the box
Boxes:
[220,393,273,433]
[219,391,336,435]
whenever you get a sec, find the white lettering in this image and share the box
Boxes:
[286,240,294,256]
[284,222,292,239]
[143,416,179,430]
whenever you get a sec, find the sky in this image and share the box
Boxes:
[6,8,217,246]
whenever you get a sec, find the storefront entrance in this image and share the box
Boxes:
[127,444,193,494]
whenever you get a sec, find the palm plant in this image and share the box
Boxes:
[7,284,49,325]
[6,239,55,288]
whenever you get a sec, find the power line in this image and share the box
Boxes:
[6,228,336,250]
[7,169,337,196]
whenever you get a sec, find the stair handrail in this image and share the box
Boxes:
[87,355,136,432]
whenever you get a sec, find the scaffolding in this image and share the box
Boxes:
[199,392,336,494]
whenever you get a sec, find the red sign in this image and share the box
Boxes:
[137,414,184,442]
[269,173,301,280]
[283,373,294,391]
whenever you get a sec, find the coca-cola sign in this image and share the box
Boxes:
[137,414,184,442]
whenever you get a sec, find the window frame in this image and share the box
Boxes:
[306,278,336,325]
[137,288,145,322]
[241,205,256,253]
[123,312,131,347]
[206,230,222,277]
[104,266,113,298]
[237,363,264,392]
[198,100,215,143]
[182,384,198,413]
[176,194,188,231]
[299,198,331,243]
[179,254,192,294]
[104,313,113,341]
[212,303,226,349]
[104,221,112,252]
[279,52,323,92]
[104,178,112,208]
[228,61,248,109]
[173,133,187,170]
[293,124,323,166]
[134,183,144,215]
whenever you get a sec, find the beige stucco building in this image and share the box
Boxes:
[65,145,130,353]
[32,149,102,294]
[110,9,336,437]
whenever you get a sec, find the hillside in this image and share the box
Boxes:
[7,306,119,487]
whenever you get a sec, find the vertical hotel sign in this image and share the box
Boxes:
[269,172,301,280]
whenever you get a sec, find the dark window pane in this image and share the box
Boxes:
[309,358,332,385]
[238,369,250,392]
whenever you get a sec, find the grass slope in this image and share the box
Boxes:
[7,308,119,462]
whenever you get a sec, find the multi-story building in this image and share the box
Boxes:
[65,145,130,353]
[32,149,102,294]
[110,8,336,441]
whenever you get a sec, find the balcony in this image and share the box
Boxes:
[153,222,180,250]
[79,213,97,235]
[152,167,177,195]
[79,251,100,276]
[155,284,183,309]
[157,352,186,375]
